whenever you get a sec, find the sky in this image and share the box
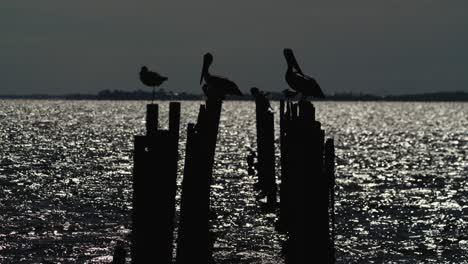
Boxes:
[1,0,467,95]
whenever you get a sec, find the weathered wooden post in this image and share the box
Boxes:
[169,102,181,143]
[176,99,222,264]
[283,101,303,264]
[132,102,180,264]
[306,102,329,263]
[253,94,277,208]
[280,101,335,264]
[112,241,126,264]
[325,138,336,262]
[203,100,223,180]
[277,100,291,233]
[146,104,158,135]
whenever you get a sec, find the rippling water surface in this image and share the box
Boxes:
[0,100,466,263]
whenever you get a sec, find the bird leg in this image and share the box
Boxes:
[152,87,155,104]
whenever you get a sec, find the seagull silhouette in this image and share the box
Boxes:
[139,66,168,104]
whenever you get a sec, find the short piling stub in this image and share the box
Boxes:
[146,104,159,136]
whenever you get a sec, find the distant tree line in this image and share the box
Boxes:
[1,89,467,102]
[93,89,201,100]
[326,91,468,101]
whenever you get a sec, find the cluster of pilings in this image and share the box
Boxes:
[131,103,180,263]
[275,100,336,264]
[130,100,221,264]
[125,99,335,264]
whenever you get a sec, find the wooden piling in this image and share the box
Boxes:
[325,138,336,262]
[112,241,126,264]
[132,103,180,264]
[203,100,223,181]
[146,104,158,136]
[253,96,277,207]
[169,102,181,139]
[279,101,334,264]
[176,99,222,264]
[277,100,291,233]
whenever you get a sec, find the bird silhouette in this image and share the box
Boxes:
[283,49,325,100]
[250,87,272,112]
[139,66,168,104]
[200,53,243,101]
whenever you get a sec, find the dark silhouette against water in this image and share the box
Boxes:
[250,87,272,112]
[200,53,243,100]
[4,89,468,101]
[132,103,181,264]
[139,66,168,103]
[283,48,325,100]
[277,100,335,263]
[111,241,126,264]
[282,89,299,100]
[251,87,277,213]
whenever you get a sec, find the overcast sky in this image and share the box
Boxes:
[1,0,467,95]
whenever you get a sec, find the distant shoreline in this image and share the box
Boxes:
[1,90,467,102]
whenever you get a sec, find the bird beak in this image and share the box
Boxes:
[290,52,304,75]
[200,58,208,85]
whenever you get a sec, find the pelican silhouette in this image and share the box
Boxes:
[139,66,168,104]
[200,53,243,100]
[283,49,325,99]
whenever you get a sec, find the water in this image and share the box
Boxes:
[0,100,466,263]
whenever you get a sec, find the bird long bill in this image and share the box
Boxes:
[200,60,208,85]
[291,53,304,76]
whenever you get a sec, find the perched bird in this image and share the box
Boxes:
[139,66,168,104]
[250,87,272,112]
[200,53,243,100]
[283,48,325,100]
[282,89,299,100]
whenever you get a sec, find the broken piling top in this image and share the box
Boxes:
[145,102,181,136]
[146,104,158,135]
[169,102,181,138]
